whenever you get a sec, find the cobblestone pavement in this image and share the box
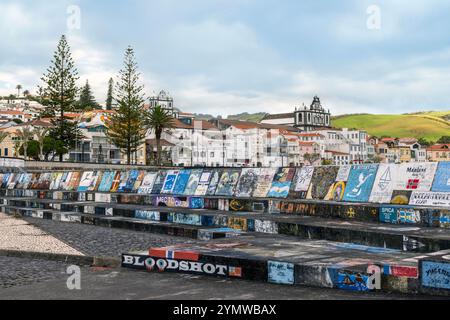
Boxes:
[0,256,68,289]
[0,213,82,255]
[23,217,199,257]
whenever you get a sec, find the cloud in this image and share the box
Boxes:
[2,0,450,117]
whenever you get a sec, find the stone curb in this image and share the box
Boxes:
[0,250,121,268]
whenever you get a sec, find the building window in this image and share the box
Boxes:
[4,148,8,156]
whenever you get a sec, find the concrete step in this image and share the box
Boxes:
[121,232,450,296]
[3,201,450,252]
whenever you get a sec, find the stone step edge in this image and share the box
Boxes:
[0,249,121,268]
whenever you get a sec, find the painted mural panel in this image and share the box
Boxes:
[171,169,191,195]
[215,169,241,196]
[77,171,95,192]
[170,212,202,226]
[138,172,158,194]
[422,260,450,290]
[135,210,160,221]
[291,166,314,197]
[397,208,421,224]
[150,171,167,194]
[335,271,370,291]
[342,164,378,203]
[390,190,412,205]
[195,170,213,196]
[161,170,180,194]
[379,206,399,224]
[255,220,278,234]
[268,261,294,285]
[306,166,339,200]
[369,163,398,204]
[109,171,122,192]
[66,172,81,191]
[183,169,203,196]
[252,168,277,198]
[235,168,261,198]
[132,171,146,192]
[394,162,438,191]
[409,191,450,207]
[432,162,450,192]
[117,171,130,193]
[205,170,222,196]
[267,168,296,198]
[336,165,352,182]
[327,181,347,201]
[123,170,139,193]
[88,171,103,192]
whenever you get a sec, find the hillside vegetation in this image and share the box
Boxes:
[332,113,450,141]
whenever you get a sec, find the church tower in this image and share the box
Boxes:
[294,96,331,131]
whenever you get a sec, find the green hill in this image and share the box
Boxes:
[332,113,450,141]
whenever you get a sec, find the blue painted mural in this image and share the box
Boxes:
[135,210,160,221]
[343,164,379,203]
[432,161,450,192]
[172,169,192,195]
[422,260,450,290]
[379,206,399,224]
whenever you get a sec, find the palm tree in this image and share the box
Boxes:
[145,105,174,166]
[16,84,22,97]
[0,131,8,145]
[16,126,33,159]
[33,127,49,160]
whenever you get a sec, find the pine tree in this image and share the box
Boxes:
[106,78,114,110]
[38,35,82,161]
[106,46,146,165]
[77,80,99,110]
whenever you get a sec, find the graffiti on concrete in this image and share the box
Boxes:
[268,261,294,285]
[421,260,450,290]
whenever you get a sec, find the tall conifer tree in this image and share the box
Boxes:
[77,80,99,110]
[106,78,114,110]
[106,46,146,165]
[38,35,82,161]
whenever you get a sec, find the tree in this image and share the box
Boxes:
[106,78,114,110]
[145,105,175,166]
[0,131,8,145]
[321,159,333,166]
[15,126,33,159]
[106,47,146,165]
[437,136,450,144]
[19,140,40,160]
[16,84,22,97]
[77,80,99,110]
[42,136,68,161]
[33,127,49,160]
[38,35,80,161]
[303,153,321,166]
[23,90,30,97]
[418,137,433,147]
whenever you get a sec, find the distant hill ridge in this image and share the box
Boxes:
[331,111,450,141]
[191,110,450,141]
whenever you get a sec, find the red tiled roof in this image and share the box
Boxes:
[427,144,450,151]
[299,141,316,147]
[0,110,24,115]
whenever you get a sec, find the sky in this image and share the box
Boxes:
[1,0,450,117]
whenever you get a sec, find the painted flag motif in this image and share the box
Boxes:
[148,248,200,261]
[406,179,420,190]
[228,266,242,277]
